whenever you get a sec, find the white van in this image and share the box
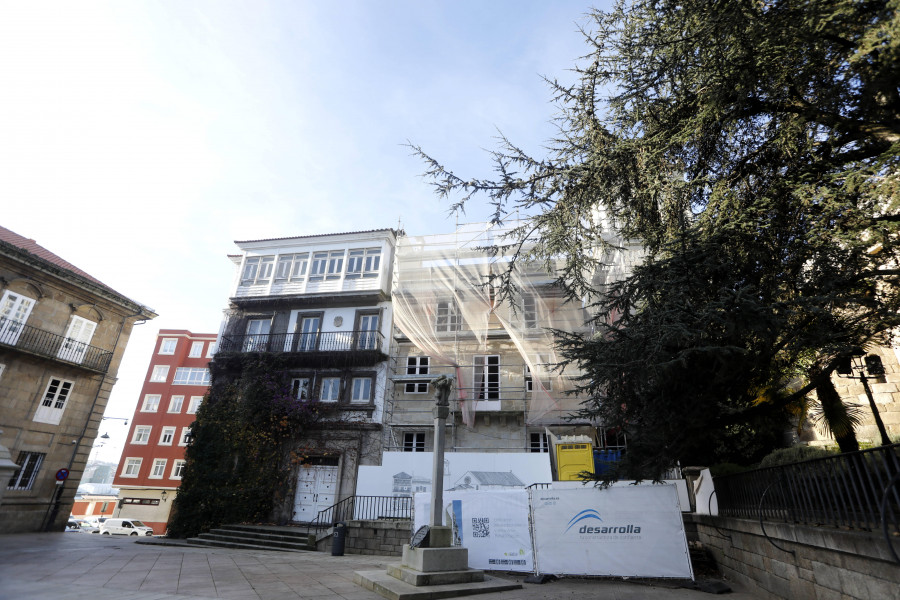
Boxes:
[99,518,154,536]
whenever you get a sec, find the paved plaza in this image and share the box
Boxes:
[0,532,762,600]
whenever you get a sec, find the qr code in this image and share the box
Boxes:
[472,517,490,538]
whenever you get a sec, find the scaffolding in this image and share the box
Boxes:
[390,222,637,430]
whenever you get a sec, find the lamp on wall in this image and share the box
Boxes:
[836,350,891,446]
[160,490,168,502]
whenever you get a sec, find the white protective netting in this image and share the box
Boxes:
[392,222,638,426]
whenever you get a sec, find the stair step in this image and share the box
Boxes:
[186,538,304,553]
[197,532,314,551]
[208,528,314,545]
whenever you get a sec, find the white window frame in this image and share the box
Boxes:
[33,377,74,425]
[405,356,429,393]
[320,377,341,402]
[171,460,186,480]
[132,426,152,445]
[474,355,500,400]
[159,427,176,446]
[530,432,550,453]
[7,451,44,490]
[172,368,210,386]
[159,338,177,355]
[168,395,184,413]
[179,427,192,446]
[241,255,275,285]
[189,341,204,357]
[292,377,312,400]
[309,251,329,280]
[351,377,372,403]
[141,394,161,412]
[206,342,216,358]
[0,363,4,382]
[325,250,345,279]
[346,248,381,279]
[187,396,203,414]
[435,300,461,332]
[149,365,169,383]
[149,459,167,479]
[121,457,142,478]
[275,253,309,282]
[0,290,36,346]
[403,432,426,452]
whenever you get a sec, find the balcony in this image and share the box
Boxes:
[217,330,387,367]
[0,317,113,373]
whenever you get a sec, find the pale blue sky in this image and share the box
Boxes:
[0,0,606,460]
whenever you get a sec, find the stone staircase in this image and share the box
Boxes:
[187,524,318,553]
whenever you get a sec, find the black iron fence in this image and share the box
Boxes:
[310,495,412,530]
[0,317,113,373]
[714,443,900,536]
[219,330,384,354]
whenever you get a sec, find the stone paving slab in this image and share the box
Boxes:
[0,532,763,600]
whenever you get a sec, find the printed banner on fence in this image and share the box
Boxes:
[414,489,533,572]
[530,485,692,578]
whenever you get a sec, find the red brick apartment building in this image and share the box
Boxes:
[112,329,215,534]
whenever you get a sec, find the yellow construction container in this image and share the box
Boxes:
[554,436,595,481]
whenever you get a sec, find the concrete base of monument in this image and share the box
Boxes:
[353,543,523,600]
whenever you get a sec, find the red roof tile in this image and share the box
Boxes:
[1,224,114,290]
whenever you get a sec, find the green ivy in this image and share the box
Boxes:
[167,355,321,538]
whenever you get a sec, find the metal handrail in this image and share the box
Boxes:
[309,495,412,530]
[715,443,900,538]
[219,330,384,354]
[0,317,113,373]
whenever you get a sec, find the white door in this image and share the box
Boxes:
[243,319,271,351]
[297,316,320,351]
[357,314,378,350]
[0,291,36,346]
[292,464,338,522]
[57,316,97,364]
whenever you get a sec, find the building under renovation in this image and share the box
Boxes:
[383,222,642,467]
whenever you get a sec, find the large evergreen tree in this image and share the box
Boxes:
[414,0,900,476]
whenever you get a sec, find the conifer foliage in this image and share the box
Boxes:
[414,0,900,477]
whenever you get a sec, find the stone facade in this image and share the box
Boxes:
[690,514,899,600]
[832,346,900,445]
[0,226,155,533]
[316,519,412,556]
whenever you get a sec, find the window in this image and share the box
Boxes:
[403,433,426,452]
[206,342,216,358]
[150,459,167,479]
[530,432,549,453]
[159,427,176,445]
[189,341,204,357]
[436,300,461,332]
[159,338,177,355]
[57,315,97,364]
[7,451,44,490]
[171,460,186,479]
[0,290,36,346]
[179,427,192,446]
[244,319,271,351]
[356,313,379,349]
[33,377,74,425]
[241,256,275,284]
[292,378,311,400]
[168,395,184,413]
[101,501,109,512]
[474,355,500,400]
[0,363,4,381]
[297,315,321,351]
[406,356,429,393]
[122,458,142,478]
[522,295,537,329]
[525,360,552,392]
[122,497,160,505]
[132,426,151,445]
[141,394,160,412]
[320,377,340,402]
[149,365,169,382]
[172,368,210,386]
[309,251,329,280]
[346,248,381,278]
[325,250,345,279]
[351,377,372,403]
[275,253,309,281]
[187,396,203,414]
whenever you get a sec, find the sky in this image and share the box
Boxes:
[0,0,607,463]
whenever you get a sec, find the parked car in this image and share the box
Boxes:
[80,521,100,534]
[65,520,82,532]
[99,518,154,536]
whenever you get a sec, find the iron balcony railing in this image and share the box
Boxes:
[218,330,384,354]
[0,317,113,373]
[309,495,412,530]
[714,443,900,536]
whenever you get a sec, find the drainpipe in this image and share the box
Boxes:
[42,305,151,531]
